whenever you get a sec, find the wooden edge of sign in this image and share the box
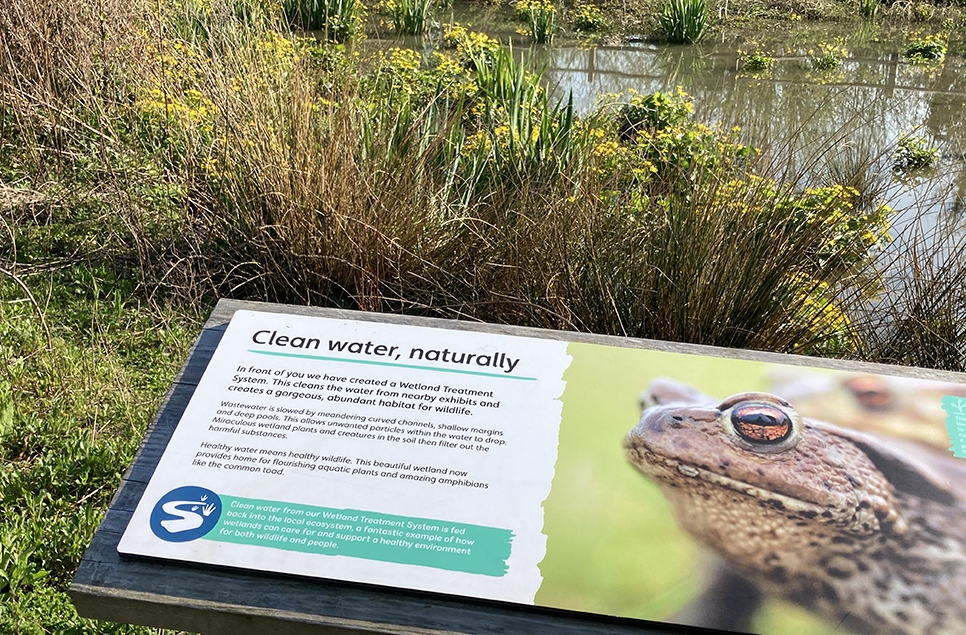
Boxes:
[70,298,966,635]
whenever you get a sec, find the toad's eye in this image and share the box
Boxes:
[731,403,793,444]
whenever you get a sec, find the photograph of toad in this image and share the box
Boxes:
[537,342,966,635]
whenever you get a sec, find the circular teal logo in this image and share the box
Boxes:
[149,486,222,542]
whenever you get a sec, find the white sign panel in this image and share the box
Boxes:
[118,310,572,603]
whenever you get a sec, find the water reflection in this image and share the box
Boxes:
[543,36,966,234]
[364,18,965,233]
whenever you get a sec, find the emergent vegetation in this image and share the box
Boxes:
[859,0,879,19]
[515,0,560,43]
[893,135,940,171]
[284,0,363,39]
[571,3,608,31]
[659,0,708,43]
[738,47,775,72]
[384,0,434,34]
[808,42,849,71]
[903,33,948,63]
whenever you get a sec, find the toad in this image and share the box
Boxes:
[626,379,966,635]
[769,371,966,450]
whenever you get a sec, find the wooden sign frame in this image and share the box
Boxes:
[70,298,966,635]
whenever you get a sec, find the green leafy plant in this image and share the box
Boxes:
[0,532,48,596]
[904,33,947,63]
[808,42,847,71]
[469,48,577,177]
[515,0,559,43]
[441,23,502,68]
[659,0,707,44]
[384,0,434,34]
[284,0,363,41]
[894,135,939,171]
[617,88,692,139]
[571,3,607,31]
[738,48,774,72]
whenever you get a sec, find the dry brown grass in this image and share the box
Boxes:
[2,0,964,370]
[847,213,966,371]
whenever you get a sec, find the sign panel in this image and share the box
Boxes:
[120,309,966,635]
[119,310,570,602]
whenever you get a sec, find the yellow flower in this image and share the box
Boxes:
[593,140,620,158]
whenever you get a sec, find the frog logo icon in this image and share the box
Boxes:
[149,486,222,542]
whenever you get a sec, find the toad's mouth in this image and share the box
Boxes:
[627,445,833,519]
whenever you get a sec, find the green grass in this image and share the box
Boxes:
[0,134,204,630]
[0,265,203,633]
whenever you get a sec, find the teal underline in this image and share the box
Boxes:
[247,349,537,381]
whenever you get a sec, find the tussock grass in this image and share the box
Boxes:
[847,213,966,371]
[4,0,963,359]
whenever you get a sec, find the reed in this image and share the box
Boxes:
[859,0,879,19]
[515,0,559,44]
[284,0,361,40]
[659,0,707,44]
[386,0,434,35]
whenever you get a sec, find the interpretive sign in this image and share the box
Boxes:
[113,304,966,635]
[119,310,570,603]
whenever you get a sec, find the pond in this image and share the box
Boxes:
[541,27,966,232]
[370,11,966,245]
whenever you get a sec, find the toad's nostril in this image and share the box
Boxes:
[843,377,895,412]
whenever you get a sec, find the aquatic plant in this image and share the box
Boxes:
[607,90,759,197]
[284,0,362,40]
[384,0,433,35]
[441,23,502,68]
[469,48,577,177]
[904,33,946,64]
[571,3,607,31]
[738,48,774,72]
[808,42,847,72]
[893,135,939,171]
[515,0,559,44]
[659,0,707,44]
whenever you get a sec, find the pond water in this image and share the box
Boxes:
[369,11,966,242]
[540,28,966,231]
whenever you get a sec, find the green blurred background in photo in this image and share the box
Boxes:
[537,342,838,634]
